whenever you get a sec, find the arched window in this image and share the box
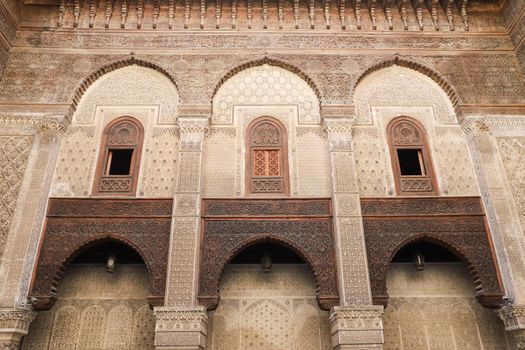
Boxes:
[387,116,437,196]
[246,117,289,195]
[93,116,144,196]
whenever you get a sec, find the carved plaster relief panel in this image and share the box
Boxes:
[498,137,525,232]
[74,66,179,125]
[22,265,155,350]
[52,106,158,197]
[212,64,320,125]
[206,265,331,350]
[383,263,509,350]
[0,135,33,264]
[353,66,456,126]
[353,105,478,197]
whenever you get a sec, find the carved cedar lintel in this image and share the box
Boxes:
[362,196,504,308]
[198,199,339,310]
[30,198,172,310]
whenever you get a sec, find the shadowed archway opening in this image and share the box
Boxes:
[23,240,156,350]
[207,241,332,350]
[382,240,509,350]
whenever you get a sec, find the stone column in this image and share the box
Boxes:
[154,107,209,350]
[323,106,384,350]
[462,115,525,349]
[0,113,65,346]
[500,305,525,350]
[0,308,35,350]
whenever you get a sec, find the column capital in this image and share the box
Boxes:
[154,306,208,349]
[0,308,36,349]
[460,117,490,136]
[177,117,210,151]
[500,304,525,330]
[323,117,354,151]
[329,305,384,349]
[320,104,355,119]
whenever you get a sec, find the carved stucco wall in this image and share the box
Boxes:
[206,264,331,350]
[384,263,509,350]
[0,135,33,265]
[205,64,330,198]
[353,66,479,197]
[22,264,155,350]
[51,65,180,198]
[498,137,525,231]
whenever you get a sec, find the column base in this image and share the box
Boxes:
[0,308,36,350]
[329,305,384,350]
[499,305,525,350]
[154,307,207,350]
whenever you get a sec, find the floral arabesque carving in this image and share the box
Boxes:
[198,198,339,310]
[69,55,179,112]
[29,198,172,310]
[361,196,504,308]
[351,55,462,113]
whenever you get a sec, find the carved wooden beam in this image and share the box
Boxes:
[324,0,331,29]
[339,0,346,29]
[216,0,222,28]
[412,0,424,30]
[399,0,408,29]
[168,0,175,29]
[309,0,315,29]
[458,0,468,31]
[262,0,269,28]
[278,0,285,29]
[426,0,439,30]
[153,0,160,29]
[137,0,144,29]
[355,0,362,29]
[121,0,128,29]
[293,0,300,28]
[232,0,238,28]
[184,0,191,28]
[200,0,206,29]
[247,0,253,28]
[105,0,113,28]
[440,0,454,30]
[89,0,97,28]
[58,0,65,27]
[73,0,80,27]
[369,0,377,30]
[384,0,393,30]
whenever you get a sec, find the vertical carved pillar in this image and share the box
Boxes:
[0,308,36,350]
[462,115,525,349]
[323,105,384,349]
[155,108,209,350]
[0,114,65,347]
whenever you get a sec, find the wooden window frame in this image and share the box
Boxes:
[245,116,290,196]
[93,116,144,196]
[387,116,437,196]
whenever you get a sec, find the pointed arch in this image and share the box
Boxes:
[351,55,462,112]
[69,56,179,111]
[212,57,322,101]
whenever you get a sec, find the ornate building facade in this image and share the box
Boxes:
[0,0,524,349]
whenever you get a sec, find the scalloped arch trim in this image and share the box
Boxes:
[352,55,462,112]
[212,57,322,102]
[70,56,179,110]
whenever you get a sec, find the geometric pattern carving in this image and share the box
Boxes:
[198,198,339,310]
[0,136,33,263]
[361,196,504,308]
[212,64,320,125]
[29,198,172,310]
